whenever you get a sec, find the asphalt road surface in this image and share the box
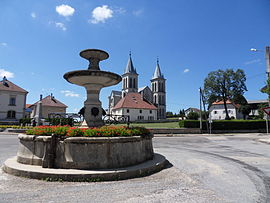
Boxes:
[1,133,270,203]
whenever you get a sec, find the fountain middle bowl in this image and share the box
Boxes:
[64,70,122,87]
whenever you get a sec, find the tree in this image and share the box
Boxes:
[233,94,251,120]
[261,77,270,101]
[187,112,199,120]
[179,109,185,120]
[166,111,174,117]
[204,69,247,120]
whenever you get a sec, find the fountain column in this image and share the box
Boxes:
[64,49,122,128]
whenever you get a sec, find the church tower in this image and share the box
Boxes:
[122,53,138,97]
[151,59,166,119]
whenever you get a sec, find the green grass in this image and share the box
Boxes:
[115,122,179,129]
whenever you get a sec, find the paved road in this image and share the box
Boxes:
[1,133,270,202]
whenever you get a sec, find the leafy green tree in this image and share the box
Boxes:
[187,112,199,120]
[239,105,251,120]
[204,69,247,120]
[179,109,185,120]
[261,77,270,100]
[166,111,174,117]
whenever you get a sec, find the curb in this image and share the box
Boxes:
[3,153,169,182]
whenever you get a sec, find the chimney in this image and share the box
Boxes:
[40,94,43,101]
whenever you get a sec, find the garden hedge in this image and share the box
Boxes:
[179,120,266,130]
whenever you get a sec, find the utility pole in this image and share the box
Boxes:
[266,46,270,134]
[199,88,202,132]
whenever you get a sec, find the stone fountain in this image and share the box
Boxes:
[64,49,122,127]
[3,49,168,181]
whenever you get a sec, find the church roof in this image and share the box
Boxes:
[0,76,28,93]
[124,53,137,74]
[30,95,67,108]
[138,86,148,92]
[152,59,164,79]
[113,92,157,110]
[111,90,121,96]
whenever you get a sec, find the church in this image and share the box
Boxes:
[108,54,166,121]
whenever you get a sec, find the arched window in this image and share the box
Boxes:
[7,110,16,119]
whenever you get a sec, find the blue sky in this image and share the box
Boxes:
[1,0,270,113]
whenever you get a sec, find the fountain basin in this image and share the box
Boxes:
[17,134,154,169]
[64,70,122,87]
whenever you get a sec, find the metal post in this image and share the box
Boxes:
[266,46,270,134]
[199,88,202,132]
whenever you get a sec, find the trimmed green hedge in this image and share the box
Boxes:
[179,120,266,130]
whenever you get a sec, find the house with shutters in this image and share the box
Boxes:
[108,53,166,121]
[0,76,28,124]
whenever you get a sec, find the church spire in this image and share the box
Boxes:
[152,58,164,79]
[124,52,137,74]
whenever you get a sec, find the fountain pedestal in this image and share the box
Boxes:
[64,49,122,127]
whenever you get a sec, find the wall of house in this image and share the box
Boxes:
[31,105,66,118]
[0,91,26,120]
[209,104,243,120]
[112,108,157,122]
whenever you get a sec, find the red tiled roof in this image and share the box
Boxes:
[25,104,32,108]
[30,95,67,108]
[212,100,240,108]
[0,79,28,93]
[113,93,157,110]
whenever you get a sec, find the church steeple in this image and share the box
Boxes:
[152,58,164,79]
[124,52,137,74]
[151,58,166,119]
[122,52,138,97]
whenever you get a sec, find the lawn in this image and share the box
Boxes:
[116,122,180,129]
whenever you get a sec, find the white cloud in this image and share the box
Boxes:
[0,69,14,78]
[55,22,67,31]
[49,21,67,31]
[56,4,75,17]
[31,12,36,18]
[61,90,79,97]
[90,5,113,24]
[183,68,190,73]
[133,9,144,16]
[0,42,7,47]
[244,59,261,65]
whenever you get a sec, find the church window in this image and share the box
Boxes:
[139,109,142,114]
[129,78,132,89]
[133,78,136,88]
[127,109,129,113]
[150,110,152,114]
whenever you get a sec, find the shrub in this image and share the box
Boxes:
[179,119,266,130]
[186,112,199,120]
[19,118,31,126]
[26,126,151,137]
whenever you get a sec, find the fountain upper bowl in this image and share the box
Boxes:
[63,70,122,87]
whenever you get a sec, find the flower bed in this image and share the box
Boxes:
[0,125,33,129]
[26,126,151,137]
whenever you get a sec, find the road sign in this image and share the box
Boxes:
[262,107,270,116]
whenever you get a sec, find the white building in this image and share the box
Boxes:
[109,53,166,121]
[209,100,243,120]
[111,92,157,121]
[0,76,28,124]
